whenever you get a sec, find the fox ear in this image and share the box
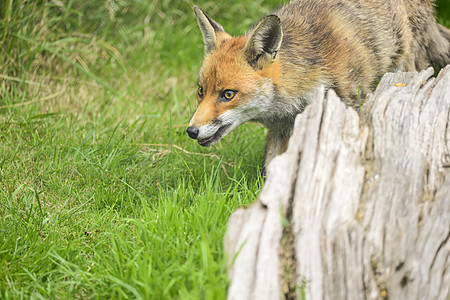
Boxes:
[194,6,228,55]
[244,15,283,68]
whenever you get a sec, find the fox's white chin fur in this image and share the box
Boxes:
[196,122,239,147]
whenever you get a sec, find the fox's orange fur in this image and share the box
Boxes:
[186,0,450,174]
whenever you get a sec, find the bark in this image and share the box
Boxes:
[225,66,450,300]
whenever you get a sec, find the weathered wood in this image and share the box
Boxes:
[225,66,450,300]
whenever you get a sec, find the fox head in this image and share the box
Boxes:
[186,6,283,147]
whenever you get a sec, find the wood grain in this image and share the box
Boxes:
[225,67,450,300]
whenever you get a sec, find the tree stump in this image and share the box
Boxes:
[225,67,450,300]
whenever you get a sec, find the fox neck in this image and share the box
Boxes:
[251,91,309,136]
[251,54,316,134]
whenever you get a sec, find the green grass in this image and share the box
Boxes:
[1,0,450,299]
[437,0,450,27]
[0,1,276,298]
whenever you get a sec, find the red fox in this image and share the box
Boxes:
[186,0,450,174]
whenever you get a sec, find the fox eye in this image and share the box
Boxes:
[221,89,237,101]
[197,86,204,98]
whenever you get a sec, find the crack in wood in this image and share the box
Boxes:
[279,151,302,300]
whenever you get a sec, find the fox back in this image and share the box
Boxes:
[187,0,450,173]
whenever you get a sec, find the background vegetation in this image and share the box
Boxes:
[1,0,449,298]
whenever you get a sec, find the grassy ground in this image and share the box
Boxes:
[1,0,449,299]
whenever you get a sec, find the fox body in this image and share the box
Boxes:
[186,0,450,173]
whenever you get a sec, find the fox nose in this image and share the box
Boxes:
[186,126,199,139]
